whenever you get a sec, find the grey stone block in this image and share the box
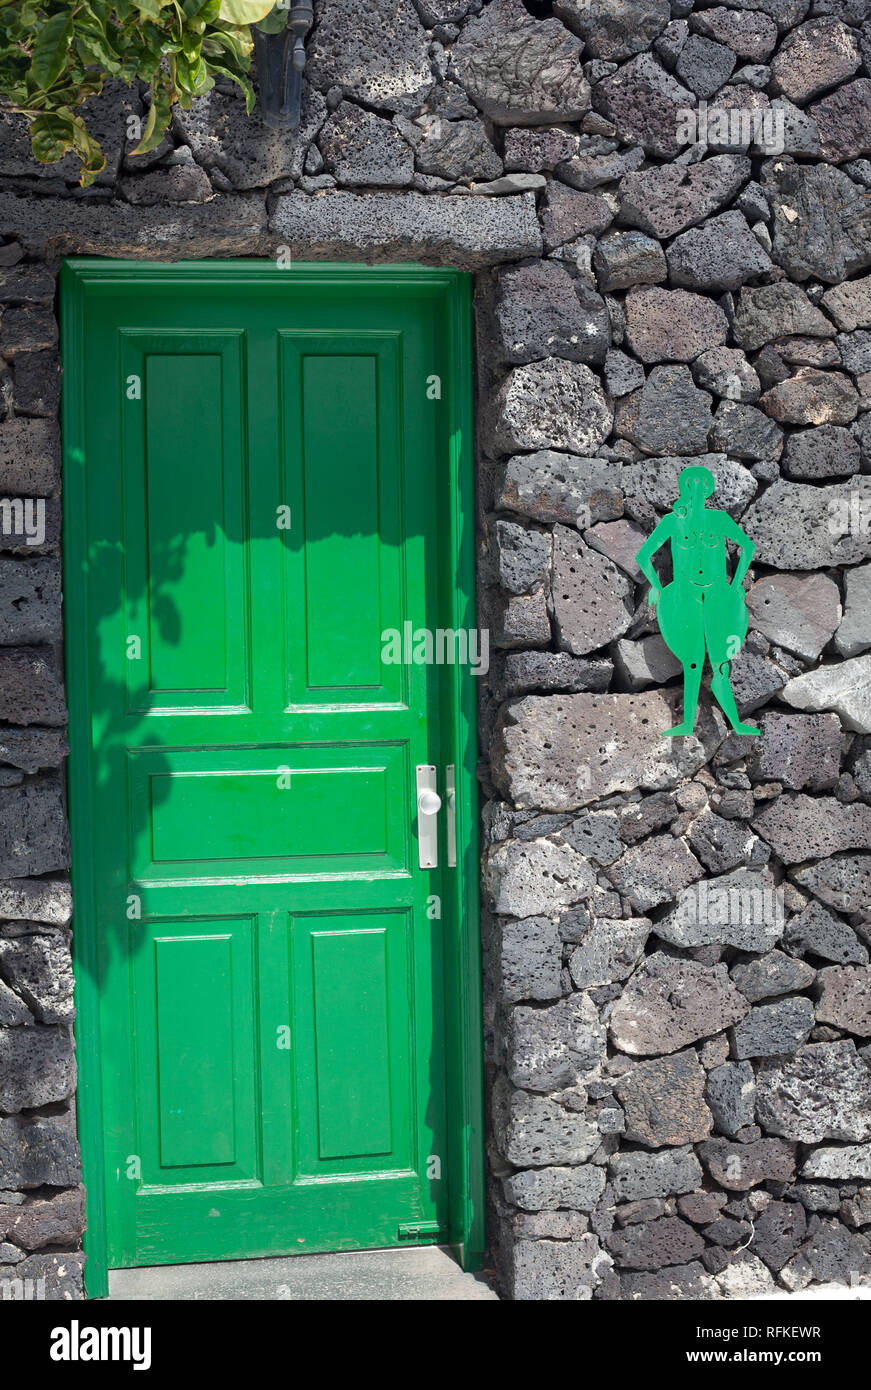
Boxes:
[551,529,633,656]
[0,649,66,727]
[750,712,841,792]
[594,231,666,293]
[494,520,551,595]
[0,419,60,497]
[623,286,728,364]
[0,935,74,1025]
[765,161,871,285]
[483,260,610,365]
[614,1049,712,1147]
[495,450,623,527]
[496,916,563,1003]
[605,834,703,914]
[308,0,432,112]
[0,776,70,877]
[617,154,751,240]
[706,1061,756,1137]
[568,915,650,989]
[450,0,590,125]
[553,0,670,63]
[485,837,595,917]
[608,1147,703,1202]
[0,557,61,644]
[593,54,695,160]
[698,1136,797,1190]
[730,996,815,1059]
[508,1233,611,1301]
[319,103,414,186]
[815,965,871,1037]
[0,192,269,264]
[0,1112,78,1189]
[0,879,71,926]
[492,1074,600,1167]
[752,793,871,863]
[503,1163,606,1213]
[506,993,605,1092]
[615,365,714,456]
[609,952,749,1056]
[667,210,772,292]
[836,562,871,658]
[756,1040,871,1142]
[492,689,723,812]
[492,359,613,455]
[794,853,871,915]
[607,1214,705,1270]
[747,572,841,661]
[0,1025,75,1110]
[652,865,785,953]
[742,479,871,570]
[730,950,817,1002]
[770,16,860,106]
[271,189,541,269]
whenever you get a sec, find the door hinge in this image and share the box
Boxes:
[397,1220,446,1243]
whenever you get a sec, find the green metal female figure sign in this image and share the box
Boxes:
[635,465,760,738]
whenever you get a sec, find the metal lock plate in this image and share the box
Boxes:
[415,764,441,869]
[446,764,457,869]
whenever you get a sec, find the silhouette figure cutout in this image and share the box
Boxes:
[635,465,760,738]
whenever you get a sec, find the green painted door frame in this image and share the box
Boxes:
[61,259,483,1299]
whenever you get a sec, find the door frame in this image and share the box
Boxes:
[60,258,483,1299]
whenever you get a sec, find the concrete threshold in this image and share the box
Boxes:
[108,1245,500,1301]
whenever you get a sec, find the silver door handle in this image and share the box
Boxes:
[416,765,441,869]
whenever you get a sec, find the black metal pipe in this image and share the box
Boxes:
[253,2,313,131]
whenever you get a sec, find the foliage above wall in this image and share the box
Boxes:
[0,0,281,185]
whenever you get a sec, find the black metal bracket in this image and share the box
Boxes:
[253,1,314,131]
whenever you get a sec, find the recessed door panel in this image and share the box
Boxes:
[292,913,413,1171]
[119,330,249,714]
[133,917,258,1187]
[126,744,409,880]
[279,333,406,710]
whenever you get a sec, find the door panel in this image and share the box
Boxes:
[127,745,406,879]
[295,913,411,1168]
[65,266,473,1270]
[280,334,404,707]
[121,329,249,714]
[141,920,257,1179]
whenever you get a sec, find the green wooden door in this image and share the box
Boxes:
[62,261,482,1279]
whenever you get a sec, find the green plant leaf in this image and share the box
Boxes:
[30,9,74,91]
[0,0,258,175]
[30,110,75,163]
[181,21,204,61]
[130,79,173,155]
[256,5,288,35]
[74,30,124,75]
[206,59,254,111]
[218,0,274,24]
[69,113,107,185]
[202,23,253,63]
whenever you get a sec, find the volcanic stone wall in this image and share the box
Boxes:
[1,0,871,1300]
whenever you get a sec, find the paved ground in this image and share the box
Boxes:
[108,1245,500,1301]
[754,1282,871,1301]
[108,1250,871,1302]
